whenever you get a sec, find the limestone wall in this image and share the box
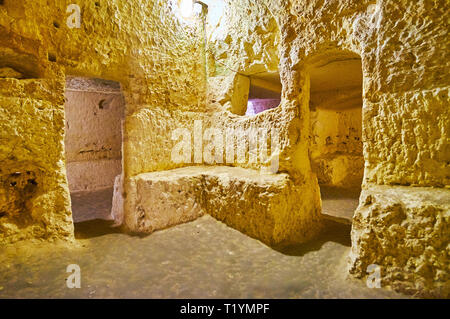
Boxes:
[0,0,448,298]
[0,0,206,243]
[0,75,74,244]
[206,0,449,297]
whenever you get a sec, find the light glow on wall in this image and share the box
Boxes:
[179,0,193,18]
[245,99,281,116]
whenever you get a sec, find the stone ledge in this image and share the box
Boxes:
[123,166,322,246]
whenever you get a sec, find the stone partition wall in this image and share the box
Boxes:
[0,55,74,243]
[126,166,320,246]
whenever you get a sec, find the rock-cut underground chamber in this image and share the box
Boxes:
[64,77,125,223]
[307,52,364,223]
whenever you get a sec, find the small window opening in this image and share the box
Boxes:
[245,72,281,116]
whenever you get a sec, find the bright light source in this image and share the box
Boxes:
[246,101,256,116]
[179,0,193,18]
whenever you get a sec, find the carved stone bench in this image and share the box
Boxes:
[119,166,322,246]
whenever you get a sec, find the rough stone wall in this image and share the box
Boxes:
[350,0,449,297]
[361,1,449,188]
[0,0,206,243]
[207,0,449,297]
[206,0,313,177]
[310,108,362,159]
[126,166,321,246]
[350,185,449,297]
[0,74,74,244]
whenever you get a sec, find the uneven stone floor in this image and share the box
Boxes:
[0,188,410,299]
[320,186,361,224]
[70,188,115,223]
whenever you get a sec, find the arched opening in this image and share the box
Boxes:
[64,76,125,223]
[308,51,364,223]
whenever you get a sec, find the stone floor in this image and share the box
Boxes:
[320,186,361,224]
[70,188,115,223]
[69,186,359,224]
[0,187,410,299]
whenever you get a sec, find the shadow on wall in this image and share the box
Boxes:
[0,48,41,79]
[0,169,40,228]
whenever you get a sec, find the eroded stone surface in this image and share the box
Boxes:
[125,166,322,246]
[349,185,450,298]
[70,188,114,223]
[111,174,124,226]
[0,78,73,244]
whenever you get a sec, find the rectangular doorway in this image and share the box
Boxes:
[64,76,124,223]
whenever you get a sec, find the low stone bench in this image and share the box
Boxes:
[122,166,322,246]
